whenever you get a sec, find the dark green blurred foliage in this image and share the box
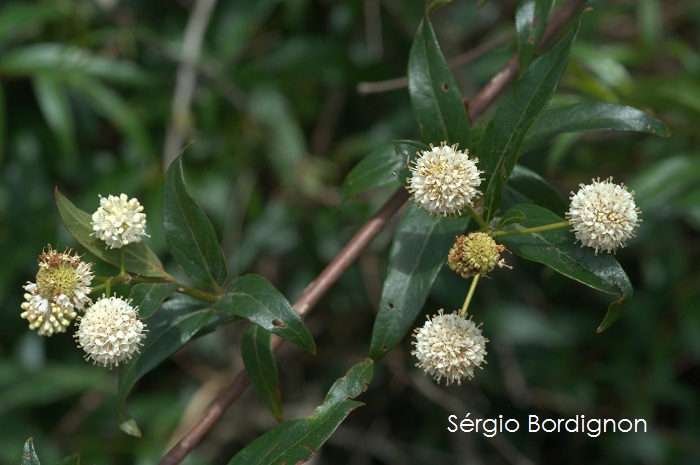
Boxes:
[1,0,699,464]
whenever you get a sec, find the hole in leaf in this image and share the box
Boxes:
[387,301,395,309]
[271,319,287,328]
[441,83,449,91]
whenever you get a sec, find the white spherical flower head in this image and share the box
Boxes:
[91,193,148,249]
[75,295,147,369]
[23,245,93,315]
[407,142,483,217]
[21,293,78,337]
[411,309,488,386]
[566,177,642,254]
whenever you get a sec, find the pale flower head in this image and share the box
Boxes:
[407,142,483,217]
[75,295,147,369]
[23,245,93,315]
[566,177,641,254]
[21,293,78,337]
[91,193,148,249]
[412,309,488,385]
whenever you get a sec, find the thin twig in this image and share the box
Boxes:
[160,1,587,463]
[162,0,218,170]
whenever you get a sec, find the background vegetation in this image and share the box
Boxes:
[1,0,699,463]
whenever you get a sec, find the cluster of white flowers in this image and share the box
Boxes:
[407,142,483,217]
[21,292,78,337]
[567,177,641,254]
[20,194,150,368]
[91,193,148,249]
[75,295,147,369]
[23,246,93,318]
[412,310,488,386]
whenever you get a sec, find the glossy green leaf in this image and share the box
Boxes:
[408,15,470,147]
[369,205,469,360]
[129,283,178,319]
[21,438,41,465]
[393,139,431,188]
[33,75,76,161]
[480,17,582,222]
[117,297,215,436]
[498,208,527,228]
[241,325,283,422]
[502,164,568,216]
[216,274,315,353]
[521,102,671,154]
[516,0,553,72]
[55,188,169,278]
[163,155,228,290]
[341,144,402,202]
[496,204,633,332]
[228,359,373,465]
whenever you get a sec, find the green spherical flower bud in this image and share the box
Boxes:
[447,232,507,278]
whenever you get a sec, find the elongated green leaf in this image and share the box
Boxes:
[341,145,402,202]
[163,155,228,290]
[228,359,373,465]
[521,102,671,154]
[55,188,169,278]
[22,438,41,465]
[129,283,178,319]
[117,297,215,436]
[33,75,76,162]
[393,139,431,188]
[408,15,470,147]
[242,325,283,421]
[496,204,633,332]
[502,164,567,216]
[516,0,553,72]
[369,205,469,360]
[216,274,315,353]
[480,17,583,221]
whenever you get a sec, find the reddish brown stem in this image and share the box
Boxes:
[160,1,587,463]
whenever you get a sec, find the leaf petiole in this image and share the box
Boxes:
[492,220,569,237]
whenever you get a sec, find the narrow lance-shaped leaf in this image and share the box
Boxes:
[55,188,169,278]
[369,205,469,360]
[129,282,178,319]
[521,102,672,154]
[241,325,283,422]
[228,359,374,465]
[496,204,633,332]
[515,0,553,72]
[480,14,584,222]
[215,274,315,353]
[408,14,470,147]
[21,438,41,465]
[163,155,228,290]
[341,144,403,202]
[117,297,215,436]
